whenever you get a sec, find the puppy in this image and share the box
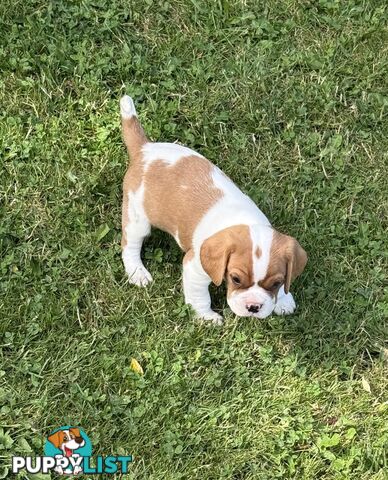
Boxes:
[48,427,85,474]
[120,96,307,324]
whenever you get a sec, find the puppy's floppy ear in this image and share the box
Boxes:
[284,238,307,294]
[48,430,65,449]
[70,427,81,438]
[200,229,235,286]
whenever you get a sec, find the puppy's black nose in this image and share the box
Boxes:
[75,436,83,444]
[247,303,261,313]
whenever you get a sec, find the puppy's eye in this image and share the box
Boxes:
[64,437,68,441]
[231,275,241,286]
[271,281,282,290]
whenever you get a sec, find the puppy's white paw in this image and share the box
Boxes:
[126,265,153,287]
[54,456,64,475]
[198,310,223,326]
[274,293,296,315]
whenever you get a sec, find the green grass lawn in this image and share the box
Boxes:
[1,1,387,478]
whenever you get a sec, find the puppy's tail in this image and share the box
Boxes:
[120,95,148,161]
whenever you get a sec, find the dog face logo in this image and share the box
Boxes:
[44,426,92,475]
[48,428,85,457]
[13,425,132,475]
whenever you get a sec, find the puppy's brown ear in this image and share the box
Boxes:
[70,427,81,438]
[200,229,235,286]
[48,430,65,449]
[284,239,307,294]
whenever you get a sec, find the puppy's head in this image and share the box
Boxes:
[200,224,307,318]
[48,427,85,452]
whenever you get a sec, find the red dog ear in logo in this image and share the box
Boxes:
[47,430,66,449]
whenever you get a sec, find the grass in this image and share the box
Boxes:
[0,0,387,478]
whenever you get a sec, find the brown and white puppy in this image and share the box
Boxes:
[120,96,307,324]
[48,428,85,474]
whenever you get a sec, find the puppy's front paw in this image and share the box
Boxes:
[274,293,296,315]
[198,310,223,326]
[126,265,153,287]
[54,455,64,475]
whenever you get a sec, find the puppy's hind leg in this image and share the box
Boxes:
[122,186,153,287]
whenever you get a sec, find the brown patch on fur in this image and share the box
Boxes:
[255,246,261,259]
[143,156,223,251]
[200,225,254,293]
[122,117,147,159]
[260,230,307,294]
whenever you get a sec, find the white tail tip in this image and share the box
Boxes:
[120,95,137,119]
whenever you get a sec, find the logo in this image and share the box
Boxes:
[12,426,132,475]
